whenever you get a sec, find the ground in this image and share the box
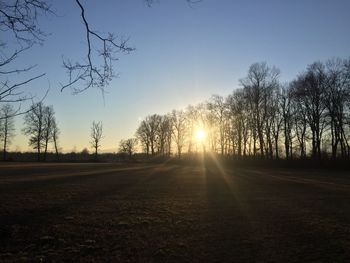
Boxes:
[0,161,349,262]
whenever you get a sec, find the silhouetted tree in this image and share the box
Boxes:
[141,114,162,155]
[134,58,350,161]
[323,58,350,159]
[294,63,327,160]
[240,62,280,158]
[43,106,55,161]
[0,104,16,160]
[23,102,45,161]
[207,95,227,155]
[156,115,172,156]
[136,120,151,155]
[172,110,187,158]
[51,119,60,160]
[119,138,138,159]
[90,121,103,160]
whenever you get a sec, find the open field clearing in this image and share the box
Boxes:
[0,162,350,262]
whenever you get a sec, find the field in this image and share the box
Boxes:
[0,161,350,262]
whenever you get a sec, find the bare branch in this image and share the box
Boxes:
[61,0,135,94]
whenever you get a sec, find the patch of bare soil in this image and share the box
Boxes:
[0,162,349,262]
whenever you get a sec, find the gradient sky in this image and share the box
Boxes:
[6,0,350,153]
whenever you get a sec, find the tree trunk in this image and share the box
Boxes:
[53,135,59,161]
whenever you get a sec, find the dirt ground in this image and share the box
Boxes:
[0,161,349,262]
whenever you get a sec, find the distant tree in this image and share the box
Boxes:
[172,110,187,158]
[51,119,60,160]
[136,120,151,155]
[90,121,103,160]
[226,89,248,157]
[134,58,350,161]
[42,106,55,161]
[240,62,280,158]
[148,114,162,155]
[23,102,46,161]
[137,114,161,156]
[157,115,172,156]
[293,63,327,160]
[81,147,89,155]
[0,104,16,160]
[323,58,350,159]
[207,95,227,155]
[280,84,294,159]
[119,138,138,159]
[185,105,198,154]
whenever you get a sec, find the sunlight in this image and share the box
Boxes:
[195,129,206,142]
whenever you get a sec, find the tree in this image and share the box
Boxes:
[23,102,45,161]
[138,114,161,156]
[23,102,58,161]
[42,106,55,161]
[51,119,60,160]
[119,138,138,159]
[0,104,16,160]
[134,58,350,161]
[207,95,227,155]
[293,63,327,160]
[90,121,103,160]
[323,58,350,159]
[240,62,280,158]
[226,89,249,158]
[280,84,294,159]
[172,110,187,158]
[156,115,172,156]
[136,120,151,156]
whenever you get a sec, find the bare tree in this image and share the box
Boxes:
[42,106,55,161]
[141,114,161,155]
[90,121,103,160]
[323,58,350,159]
[227,89,249,158]
[280,84,294,159]
[0,104,16,160]
[156,115,172,156]
[119,138,138,159]
[207,95,227,155]
[23,102,45,161]
[134,58,350,161]
[172,110,187,158]
[136,119,151,156]
[51,118,60,160]
[293,63,327,160]
[240,62,280,158]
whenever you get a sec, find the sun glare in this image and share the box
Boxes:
[195,129,206,142]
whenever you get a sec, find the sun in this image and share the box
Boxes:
[195,129,206,142]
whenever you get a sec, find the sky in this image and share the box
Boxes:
[4,0,350,153]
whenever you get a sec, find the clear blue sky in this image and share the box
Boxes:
[7,0,350,152]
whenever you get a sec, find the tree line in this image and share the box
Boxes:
[0,102,109,161]
[1,58,350,162]
[134,58,350,160]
